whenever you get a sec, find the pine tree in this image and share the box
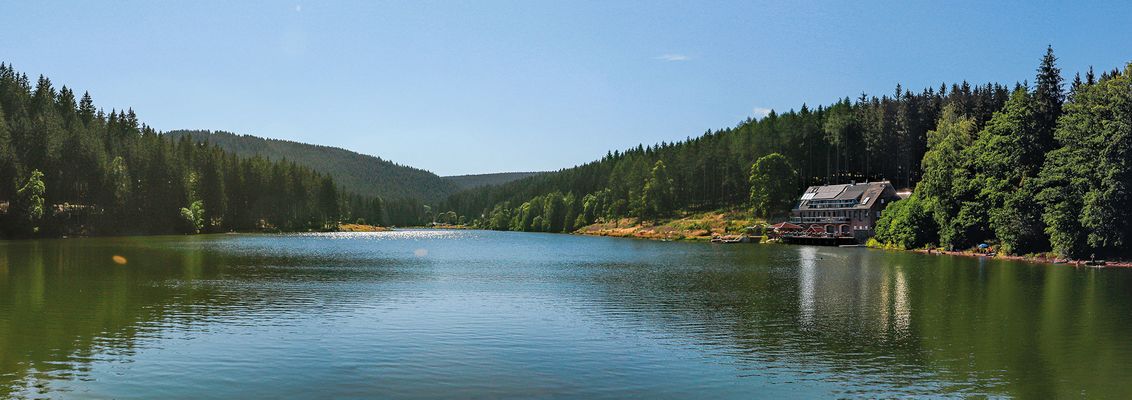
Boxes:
[0,103,18,200]
[1032,46,1064,156]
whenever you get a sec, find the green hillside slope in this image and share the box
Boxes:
[165,130,456,201]
[442,172,543,191]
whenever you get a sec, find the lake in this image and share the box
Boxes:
[2,230,1131,398]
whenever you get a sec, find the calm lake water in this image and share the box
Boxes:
[2,230,1131,399]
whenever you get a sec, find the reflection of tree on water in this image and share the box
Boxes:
[0,237,416,398]
[4,235,1132,398]
[577,244,1132,398]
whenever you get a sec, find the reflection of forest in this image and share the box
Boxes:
[4,236,1132,398]
[580,245,1132,398]
[0,237,413,398]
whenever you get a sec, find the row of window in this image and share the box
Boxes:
[806,200,860,209]
[800,210,871,219]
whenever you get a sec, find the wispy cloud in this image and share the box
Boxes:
[655,53,689,62]
[753,107,773,118]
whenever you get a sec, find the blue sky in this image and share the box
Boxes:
[2,1,1130,175]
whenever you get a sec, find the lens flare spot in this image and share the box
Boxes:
[112,255,128,265]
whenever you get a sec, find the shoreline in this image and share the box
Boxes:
[1,223,393,240]
[336,223,392,232]
[574,219,1132,269]
[907,248,1132,268]
[574,212,759,242]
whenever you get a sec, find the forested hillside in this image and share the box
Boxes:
[874,49,1132,259]
[440,65,1017,233]
[442,172,543,191]
[438,47,1130,260]
[0,63,417,237]
[166,130,455,202]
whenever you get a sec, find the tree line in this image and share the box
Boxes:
[875,48,1132,259]
[0,63,419,238]
[439,62,1018,233]
[166,129,460,203]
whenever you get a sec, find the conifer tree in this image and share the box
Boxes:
[1032,46,1064,156]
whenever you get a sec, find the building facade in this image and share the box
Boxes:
[789,181,901,242]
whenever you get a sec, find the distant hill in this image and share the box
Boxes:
[442,172,543,191]
[165,130,456,201]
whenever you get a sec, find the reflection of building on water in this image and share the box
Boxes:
[878,266,911,339]
[798,246,817,327]
[892,269,910,335]
[795,247,911,339]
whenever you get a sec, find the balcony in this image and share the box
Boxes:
[790,216,850,224]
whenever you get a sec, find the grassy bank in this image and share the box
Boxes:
[337,223,391,232]
[575,211,761,241]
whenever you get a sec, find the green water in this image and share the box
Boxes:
[1,230,1130,398]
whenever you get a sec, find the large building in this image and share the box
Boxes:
[788,181,901,242]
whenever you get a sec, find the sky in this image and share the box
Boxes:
[2,1,1130,176]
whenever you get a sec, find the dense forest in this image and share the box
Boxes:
[439,65,1019,233]
[0,63,420,237]
[875,49,1132,259]
[440,47,1130,259]
[442,172,543,191]
[166,130,458,202]
[5,47,1127,259]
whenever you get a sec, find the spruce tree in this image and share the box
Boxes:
[1033,46,1064,155]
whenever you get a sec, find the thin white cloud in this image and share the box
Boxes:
[655,54,689,62]
[753,107,773,118]
[295,4,302,12]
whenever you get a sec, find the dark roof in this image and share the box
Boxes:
[793,181,896,211]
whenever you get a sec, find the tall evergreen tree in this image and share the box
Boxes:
[1032,46,1064,157]
[0,102,17,200]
